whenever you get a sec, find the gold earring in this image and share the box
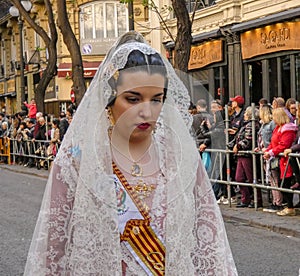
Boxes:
[107,107,115,137]
[107,107,115,126]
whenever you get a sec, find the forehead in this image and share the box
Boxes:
[116,71,165,94]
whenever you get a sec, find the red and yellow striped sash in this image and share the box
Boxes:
[113,163,166,275]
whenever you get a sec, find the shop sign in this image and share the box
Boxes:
[0,82,4,94]
[188,40,223,70]
[7,79,15,93]
[57,61,101,78]
[241,21,300,59]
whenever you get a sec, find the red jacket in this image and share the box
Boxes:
[266,123,297,178]
[24,103,37,119]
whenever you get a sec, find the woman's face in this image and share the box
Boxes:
[272,100,278,109]
[272,114,281,126]
[244,112,249,121]
[110,70,165,143]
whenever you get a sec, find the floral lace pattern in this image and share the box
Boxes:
[24,31,237,275]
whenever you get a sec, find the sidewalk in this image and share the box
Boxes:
[1,164,300,238]
[220,201,300,239]
[0,163,49,179]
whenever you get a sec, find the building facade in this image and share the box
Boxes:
[0,0,153,116]
[163,0,300,106]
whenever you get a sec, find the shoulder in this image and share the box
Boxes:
[281,123,297,133]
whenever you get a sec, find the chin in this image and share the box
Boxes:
[130,128,153,142]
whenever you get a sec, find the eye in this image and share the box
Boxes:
[152,97,163,103]
[126,97,140,103]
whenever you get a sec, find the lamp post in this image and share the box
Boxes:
[9,1,32,110]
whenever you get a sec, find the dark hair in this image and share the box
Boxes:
[52,118,60,127]
[59,112,66,118]
[259,98,268,105]
[107,50,167,106]
[196,99,207,108]
[66,107,74,116]
[20,122,27,128]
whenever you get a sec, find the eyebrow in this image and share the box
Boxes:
[123,91,164,97]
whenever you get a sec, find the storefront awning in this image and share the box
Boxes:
[164,29,221,49]
[0,92,16,98]
[231,7,300,32]
[57,61,101,78]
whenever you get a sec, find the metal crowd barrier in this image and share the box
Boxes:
[0,137,11,164]
[9,138,59,170]
[204,103,300,210]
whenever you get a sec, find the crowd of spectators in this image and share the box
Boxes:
[0,101,74,169]
[1,95,300,216]
[191,96,300,216]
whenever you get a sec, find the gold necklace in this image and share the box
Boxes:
[132,179,156,201]
[111,143,152,177]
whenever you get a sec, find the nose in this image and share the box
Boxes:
[138,102,152,119]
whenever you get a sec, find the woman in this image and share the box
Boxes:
[233,106,261,208]
[46,118,60,157]
[284,107,300,208]
[257,106,283,213]
[263,108,297,216]
[24,32,237,275]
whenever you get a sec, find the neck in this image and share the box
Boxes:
[129,136,152,161]
[111,133,152,162]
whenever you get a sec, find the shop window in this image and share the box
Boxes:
[281,55,291,99]
[185,0,216,13]
[213,66,228,104]
[295,54,300,100]
[248,61,262,104]
[80,1,127,40]
[268,58,278,100]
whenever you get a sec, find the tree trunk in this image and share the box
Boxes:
[56,0,86,105]
[170,0,192,73]
[10,0,58,114]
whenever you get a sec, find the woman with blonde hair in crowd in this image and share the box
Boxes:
[263,108,297,216]
[256,105,282,212]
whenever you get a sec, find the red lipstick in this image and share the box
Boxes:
[137,123,151,130]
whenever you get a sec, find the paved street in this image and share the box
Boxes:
[1,164,300,275]
[0,167,47,276]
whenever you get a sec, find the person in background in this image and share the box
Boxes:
[47,118,60,157]
[34,117,47,141]
[66,107,74,124]
[233,106,262,208]
[0,121,9,164]
[188,101,197,115]
[284,107,300,208]
[228,95,245,138]
[192,99,213,153]
[15,122,29,165]
[263,108,297,216]
[59,112,69,141]
[33,112,43,139]
[285,98,297,122]
[258,97,268,108]
[23,119,36,168]
[272,97,294,122]
[207,100,227,200]
[23,98,37,122]
[256,106,282,213]
[225,95,246,204]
